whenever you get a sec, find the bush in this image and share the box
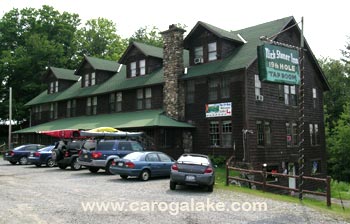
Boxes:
[209,155,227,167]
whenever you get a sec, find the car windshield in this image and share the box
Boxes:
[13,145,27,151]
[178,155,210,166]
[38,146,54,152]
[123,152,144,161]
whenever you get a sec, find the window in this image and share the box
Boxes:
[136,88,151,110]
[118,142,132,151]
[91,72,96,85]
[92,96,97,115]
[312,88,317,109]
[86,97,97,115]
[146,153,160,162]
[283,85,297,106]
[222,121,232,147]
[109,93,115,112]
[50,102,58,119]
[311,160,321,175]
[194,46,203,62]
[309,123,319,146]
[137,89,144,110]
[86,97,92,115]
[158,153,171,162]
[221,76,230,98]
[186,80,195,104]
[208,42,217,61]
[140,60,146,76]
[116,92,122,112]
[55,81,59,92]
[255,75,261,96]
[130,62,137,77]
[286,122,298,147]
[256,121,271,146]
[209,120,232,147]
[208,78,219,101]
[84,74,89,87]
[34,105,42,120]
[209,121,220,147]
[145,88,152,109]
[49,82,54,93]
[160,129,176,148]
[66,100,76,117]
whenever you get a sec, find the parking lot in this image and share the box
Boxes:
[0,159,348,224]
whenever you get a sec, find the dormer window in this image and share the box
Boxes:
[208,42,217,61]
[130,62,137,77]
[129,59,147,78]
[49,81,59,94]
[83,72,96,87]
[194,47,203,63]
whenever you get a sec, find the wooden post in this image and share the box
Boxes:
[262,169,266,192]
[326,176,331,207]
[226,163,229,186]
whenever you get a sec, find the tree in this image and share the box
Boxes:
[75,18,128,61]
[129,26,163,47]
[327,103,350,182]
[0,6,81,123]
[319,58,350,132]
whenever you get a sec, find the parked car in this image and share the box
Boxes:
[4,144,46,165]
[52,140,96,170]
[78,139,143,174]
[110,151,174,181]
[28,145,56,167]
[170,153,215,192]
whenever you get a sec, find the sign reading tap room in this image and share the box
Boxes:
[257,44,300,85]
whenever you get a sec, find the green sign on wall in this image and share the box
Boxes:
[257,44,300,85]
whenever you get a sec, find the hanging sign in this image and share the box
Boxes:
[257,44,300,85]
[205,102,232,118]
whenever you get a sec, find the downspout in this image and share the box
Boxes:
[243,69,249,162]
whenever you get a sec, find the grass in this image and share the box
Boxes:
[215,167,350,221]
[331,180,350,200]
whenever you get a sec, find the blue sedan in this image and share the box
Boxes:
[28,145,56,167]
[4,144,46,165]
[110,151,174,181]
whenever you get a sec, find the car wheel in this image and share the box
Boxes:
[46,158,55,168]
[105,160,113,175]
[170,181,176,190]
[9,161,17,165]
[35,164,42,167]
[71,158,81,170]
[58,164,67,170]
[139,169,150,181]
[19,156,28,165]
[207,184,214,192]
[88,167,100,173]
[120,175,128,179]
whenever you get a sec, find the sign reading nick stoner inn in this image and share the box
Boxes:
[257,44,300,85]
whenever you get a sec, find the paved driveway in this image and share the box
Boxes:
[0,159,348,224]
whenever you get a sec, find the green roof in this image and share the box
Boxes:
[186,21,244,43]
[79,55,120,73]
[50,67,78,81]
[119,41,164,64]
[13,110,194,133]
[183,16,293,79]
[26,17,295,106]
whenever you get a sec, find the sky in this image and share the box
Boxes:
[1,0,349,60]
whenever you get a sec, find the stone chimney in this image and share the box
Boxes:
[160,24,186,121]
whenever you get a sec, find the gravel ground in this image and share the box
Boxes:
[0,159,348,224]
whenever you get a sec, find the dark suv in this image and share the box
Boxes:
[77,139,143,174]
[52,140,96,170]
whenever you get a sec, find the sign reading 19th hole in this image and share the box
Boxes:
[257,44,300,85]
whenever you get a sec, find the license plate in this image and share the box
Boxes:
[84,155,88,159]
[118,162,123,167]
[185,175,196,182]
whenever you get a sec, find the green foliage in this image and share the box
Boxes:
[331,179,350,200]
[327,103,350,182]
[129,26,163,47]
[209,155,227,167]
[75,18,128,61]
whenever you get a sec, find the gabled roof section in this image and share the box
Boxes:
[183,16,294,79]
[42,67,77,81]
[119,41,163,64]
[74,55,120,75]
[184,21,244,47]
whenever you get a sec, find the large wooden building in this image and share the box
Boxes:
[14,16,329,184]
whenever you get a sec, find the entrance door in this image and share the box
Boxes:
[288,163,296,189]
